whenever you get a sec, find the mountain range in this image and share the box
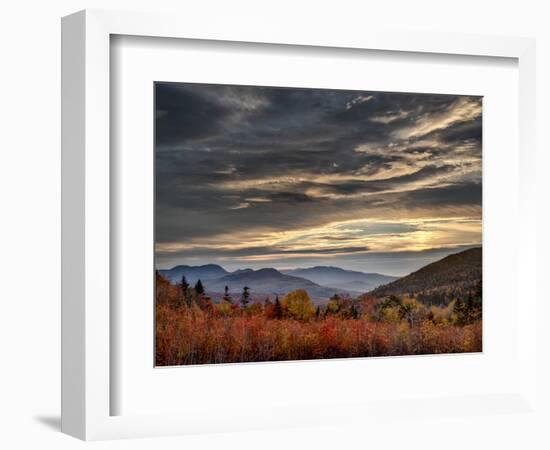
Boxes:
[158,247,481,304]
[158,264,397,303]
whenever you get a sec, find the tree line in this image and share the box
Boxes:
[156,272,481,326]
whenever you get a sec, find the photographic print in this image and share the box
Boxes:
[154,83,482,366]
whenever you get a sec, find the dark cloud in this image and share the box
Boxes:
[169,245,371,259]
[266,192,315,203]
[155,83,232,145]
[154,82,482,270]
[312,164,458,197]
[426,114,482,145]
[403,182,482,207]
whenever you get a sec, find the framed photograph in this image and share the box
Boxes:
[62,9,538,441]
[153,82,483,367]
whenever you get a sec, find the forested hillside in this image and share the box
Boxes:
[369,247,482,305]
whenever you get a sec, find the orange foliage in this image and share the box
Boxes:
[155,273,482,366]
[156,301,482,366]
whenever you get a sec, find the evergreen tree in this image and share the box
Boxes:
[181,274,189,291]
[223,285,232,303]
[274,296,282,319]
[195,279,205,295]
[179,274,189,305]
[315,305,321,318]
[350,302,359,319]
[241,286,250,308]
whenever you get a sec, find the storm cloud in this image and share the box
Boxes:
[155,83,482,274]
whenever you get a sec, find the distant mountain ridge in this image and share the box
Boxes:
[282,266,397,294]
[158,264,397,303]
[205,268,340,302]
[159,264,228,285]
[368,247,482,304]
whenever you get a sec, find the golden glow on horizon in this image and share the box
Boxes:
[156,215,482,259]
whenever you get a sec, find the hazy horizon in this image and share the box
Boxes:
[155,83,482,277]
[156,244,480,278]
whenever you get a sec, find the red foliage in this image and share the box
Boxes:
[156,303,482,366]
[155,273,482,366]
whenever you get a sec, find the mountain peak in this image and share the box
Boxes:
[159,263,229,284]
[231,268,253,275]
[254,268,281,276]
[169,264,190,270]
[197,263,225,270]
[168,263,225,271]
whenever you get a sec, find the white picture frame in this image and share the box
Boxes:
[61,9,538,441]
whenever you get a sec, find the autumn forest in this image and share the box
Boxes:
[155,248,482,366]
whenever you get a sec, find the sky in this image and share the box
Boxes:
[155,82,482,276]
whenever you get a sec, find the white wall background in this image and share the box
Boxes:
[0,1,548,449]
